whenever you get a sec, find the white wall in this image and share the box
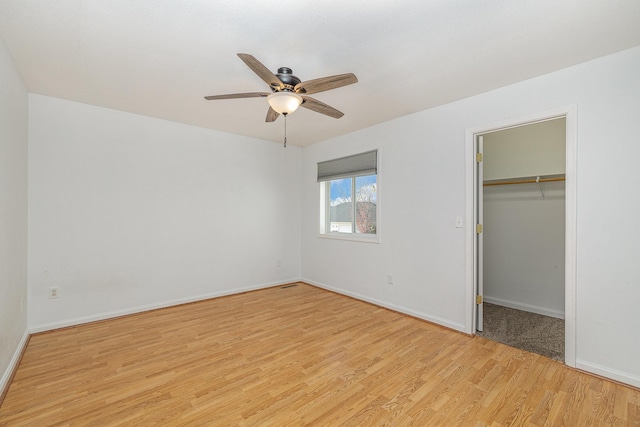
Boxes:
[483,182,565,317]
[301,46,640,387]
[483,119,566,180]
[28,95,302,331]
[0,38,29,394]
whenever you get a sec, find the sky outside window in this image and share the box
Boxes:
[330,175,376,203]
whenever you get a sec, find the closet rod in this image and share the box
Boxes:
[483,176,565,187]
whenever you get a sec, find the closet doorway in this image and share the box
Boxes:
[478,119,566,360]
[466,107,577,366]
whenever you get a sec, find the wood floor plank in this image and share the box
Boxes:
[1,283,639,426]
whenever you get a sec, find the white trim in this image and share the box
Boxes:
[303,278,466,333]
[29,278,300,333]
[316,233,380,244]
[483,296,565,319]
[464,128,477,334]
[465,105,577,367]
[564,105,578,368]
[0,329,29,398]
[576,360,640,389]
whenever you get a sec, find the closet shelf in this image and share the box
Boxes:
[483,173,565,187]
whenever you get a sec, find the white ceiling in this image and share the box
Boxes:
[1,1,640,146]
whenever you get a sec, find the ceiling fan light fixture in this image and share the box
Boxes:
[267,91,302,115]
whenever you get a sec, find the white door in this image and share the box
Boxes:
[476,135,484,332]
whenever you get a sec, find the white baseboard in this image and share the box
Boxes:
[302,278,466,333]
[576,359,640,389]
[29,278,300,334]
[1,329,29,399]
[483,295,565,319]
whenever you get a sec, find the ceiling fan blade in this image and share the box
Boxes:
[295,73,357,95]
[300,96,344,119]
[265,107,280,122]
[237,53,284,90]
[204,92,269,100]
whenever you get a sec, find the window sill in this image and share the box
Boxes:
[317,233,380,244]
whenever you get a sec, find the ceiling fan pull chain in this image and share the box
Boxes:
[283,113,288,148]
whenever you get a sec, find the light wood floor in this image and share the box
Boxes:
[1,283,639,426]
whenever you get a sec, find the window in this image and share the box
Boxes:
[318,150,378,241]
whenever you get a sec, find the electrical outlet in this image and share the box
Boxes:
[276,259,282,267]
[387,274,394,285]
[456,216,464,228]
[49,286,59,299]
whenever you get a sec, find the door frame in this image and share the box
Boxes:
[464,105,577,367]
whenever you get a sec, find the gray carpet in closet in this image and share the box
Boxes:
[477,303,564,362]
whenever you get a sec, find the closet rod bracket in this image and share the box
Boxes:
[536,176,545,198]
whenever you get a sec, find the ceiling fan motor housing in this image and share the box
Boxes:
[274,67,301,90]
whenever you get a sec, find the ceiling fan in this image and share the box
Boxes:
[204,53,358,122]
